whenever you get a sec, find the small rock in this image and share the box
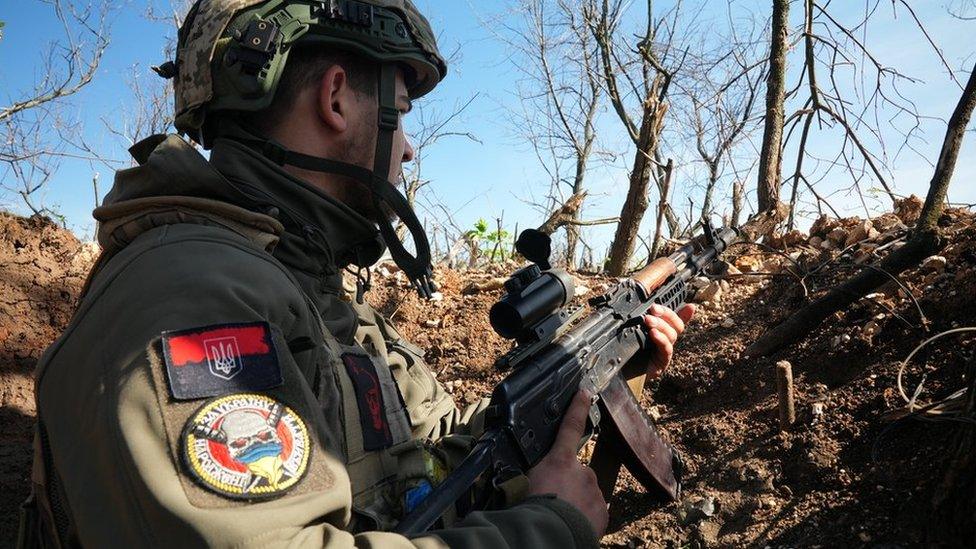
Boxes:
[845,220,880,247]
[429,291,444,302]
[423,319,442,329]
[735,255,763,273]
[827,226,848,246]
[812,402,825,418]
[858,532,872,543]
[696,281,723,303]
[921,255,947,273]
[810,215,840,238]
[648,406,663,421]
[696,521,720,546]
[690,276,711,290]
[462,277,508,294]
[782,229,807,247]
[894,195,923,223]
[722,262,742,277]
[862,320,882,338]
[720,317,735,329]
[872,213,903,233]
[830,334,851,350]
[680,496,717,524]
[808,236,824,248]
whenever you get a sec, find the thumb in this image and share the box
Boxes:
[551,391,591,458]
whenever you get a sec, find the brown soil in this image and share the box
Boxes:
[2,208,974,547]
[0,213,94,542]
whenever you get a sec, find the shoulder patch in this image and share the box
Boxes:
[161,322,283,400]
[341,353,394,451]
[181,393,311,500]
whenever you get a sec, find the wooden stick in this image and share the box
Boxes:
[777,361,795,431]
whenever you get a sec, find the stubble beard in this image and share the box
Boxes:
[335,125,399,225]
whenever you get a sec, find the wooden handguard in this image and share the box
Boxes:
[632,257,677,296]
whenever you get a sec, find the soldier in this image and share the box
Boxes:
[19,1,694,547]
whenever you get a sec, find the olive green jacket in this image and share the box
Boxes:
[27,134,597,548]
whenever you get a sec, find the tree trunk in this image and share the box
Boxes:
[606,97,667,276]
[746,61,976,358]
[566,153,590,268]
[538,192,588,235]
[700,162,719,222]
[756,0,789,213]
[731,179,745,229]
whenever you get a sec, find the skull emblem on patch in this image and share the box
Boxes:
[181,393,310,499]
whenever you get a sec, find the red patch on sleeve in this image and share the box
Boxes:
[167,325,271,367]
[160,322,283,401]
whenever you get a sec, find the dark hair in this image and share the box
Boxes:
[245,45,377,135]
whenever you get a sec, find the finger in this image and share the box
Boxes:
[645,314,678,344]
[551,390,591,458]
[677,303,696,324]
[649,304,685,334]
[649,329,673,374]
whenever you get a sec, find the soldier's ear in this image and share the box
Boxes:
[316,65,349,133]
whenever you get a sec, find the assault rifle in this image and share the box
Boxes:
[395,223,739,535]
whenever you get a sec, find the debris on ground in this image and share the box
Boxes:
[2,203,975,547]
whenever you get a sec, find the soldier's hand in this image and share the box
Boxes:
[640,304,695,379]
[527,391,608,537]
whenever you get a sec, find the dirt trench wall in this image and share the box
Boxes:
[0,213,96,541]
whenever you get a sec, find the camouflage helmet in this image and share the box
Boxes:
[170,0,448,142]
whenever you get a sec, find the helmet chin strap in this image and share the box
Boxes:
[246,63,435,299]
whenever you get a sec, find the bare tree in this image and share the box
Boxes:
[500,0,614,269]
[398,95,481,240]
[754,0,789,217]
[101,0,193,153]
[678,20,766,225]
[103,66,175,152]
[0,0,114,217]
[747,60,976,358]
[584,0,686,276]
[779,0,953,228]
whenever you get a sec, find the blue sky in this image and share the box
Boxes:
[1,1,974,262]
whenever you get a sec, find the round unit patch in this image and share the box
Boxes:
[181,393,311,500]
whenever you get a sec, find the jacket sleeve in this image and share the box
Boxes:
[35,229,595,549]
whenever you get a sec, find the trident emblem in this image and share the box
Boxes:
[204,337,243,380]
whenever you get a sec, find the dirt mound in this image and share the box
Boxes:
[367,208,976,548]
[0,212,94,540]
[1,206,974,547]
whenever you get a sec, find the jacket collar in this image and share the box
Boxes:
[208,128,386,278]
[97,133,385,284]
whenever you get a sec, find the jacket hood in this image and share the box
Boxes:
[95,133,386,279]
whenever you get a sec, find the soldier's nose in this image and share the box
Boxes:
[402,138,415,163]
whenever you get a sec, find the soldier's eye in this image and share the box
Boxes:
[256,431,274,442]
[230,438,249,449]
